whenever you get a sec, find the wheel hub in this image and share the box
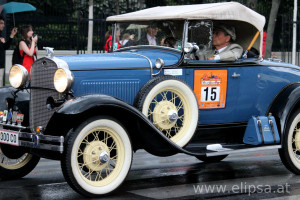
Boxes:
[83,141,110,171]
[99,151,109,164]
[295,129,300,150]
[153,101,178,130]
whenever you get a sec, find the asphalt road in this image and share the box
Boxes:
[0,149,300,200]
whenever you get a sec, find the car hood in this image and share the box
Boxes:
[58,50,181,70]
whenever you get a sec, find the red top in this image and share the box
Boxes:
[104,35,122,52]
[20,48,36,79]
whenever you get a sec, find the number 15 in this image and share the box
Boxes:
[201,86,220,102]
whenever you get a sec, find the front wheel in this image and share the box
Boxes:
[61,116,132,197]
[0,145,40,180]
[279,109,300,174]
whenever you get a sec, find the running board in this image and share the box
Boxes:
[206,144,281,157]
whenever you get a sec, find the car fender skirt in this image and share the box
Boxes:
[55,94,204,157]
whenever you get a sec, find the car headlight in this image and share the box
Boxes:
[9,65,29,89]
[155,58,165,69]
[53,68,73,93]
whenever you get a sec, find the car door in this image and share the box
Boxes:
[184,62,242,125]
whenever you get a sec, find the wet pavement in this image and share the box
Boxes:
[0,149,299,199]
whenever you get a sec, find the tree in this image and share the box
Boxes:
[265,0,281,58]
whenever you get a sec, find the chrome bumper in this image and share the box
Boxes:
[0,123,64,153]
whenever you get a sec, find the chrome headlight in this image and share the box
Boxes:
[53,68,73,93]
[9,65,29,89]
[155,58,165,69]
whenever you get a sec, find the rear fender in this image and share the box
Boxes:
[267,83,300,138]
[47,94,188,156]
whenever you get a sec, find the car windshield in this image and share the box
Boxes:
[113,21,184,51]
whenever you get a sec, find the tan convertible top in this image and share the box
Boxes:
[107,2,265,32]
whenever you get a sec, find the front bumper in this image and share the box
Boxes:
[0,122,64,153]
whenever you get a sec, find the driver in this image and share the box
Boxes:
[207,24,243,61]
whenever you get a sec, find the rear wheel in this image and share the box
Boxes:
[61,116,132,197]
[0,145,40,180]
[279,109,300,174]
[135,76,199,147]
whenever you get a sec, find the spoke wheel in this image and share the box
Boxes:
[0,145,40,179]
[135,76,198,147]
[61,116,132,197]
[279,109,300,174]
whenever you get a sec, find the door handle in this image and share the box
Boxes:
[232,72,240,78]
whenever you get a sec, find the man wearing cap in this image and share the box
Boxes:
[207,24,243,61]
[138,24,158,45]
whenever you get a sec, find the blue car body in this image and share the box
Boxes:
[59,50,300,126]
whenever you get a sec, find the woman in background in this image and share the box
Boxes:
[19,25,38,78]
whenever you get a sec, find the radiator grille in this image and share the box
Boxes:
[30,58,59,132]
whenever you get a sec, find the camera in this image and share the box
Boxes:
[32,34,42,39]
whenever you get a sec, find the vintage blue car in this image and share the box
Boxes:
[0,2,299,197]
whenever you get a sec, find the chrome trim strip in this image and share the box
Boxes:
[121,52,154,77]
[0,122,27,129]
[19,141,63,153]
[206,145,281,157]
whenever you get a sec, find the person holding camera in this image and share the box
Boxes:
[19,25,38,78]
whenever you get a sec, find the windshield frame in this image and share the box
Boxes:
[111,21,186,52]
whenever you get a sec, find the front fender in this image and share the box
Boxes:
[47,94,203,156]
[268,83,300,138]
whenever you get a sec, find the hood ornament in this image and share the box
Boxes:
[43,47,54,58]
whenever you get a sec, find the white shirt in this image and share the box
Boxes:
[214,45,228,60]
[147,34,157,46]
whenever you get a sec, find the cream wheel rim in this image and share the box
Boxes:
[0,148,33,170]
[290,121,300,164]
[76,127,125,187]
[145,87,191,143]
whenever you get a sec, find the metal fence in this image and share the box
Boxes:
[5,11,108,53]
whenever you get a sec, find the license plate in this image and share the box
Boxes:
[0,129,19,146]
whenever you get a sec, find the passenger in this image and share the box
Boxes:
[19,25,38,78]
[120,33,131,46]
[120,33,135,47]
[138,24,158,46]
[207,24,243,62]
[163,37,176,48]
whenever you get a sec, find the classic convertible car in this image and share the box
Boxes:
[0,2,299,197]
